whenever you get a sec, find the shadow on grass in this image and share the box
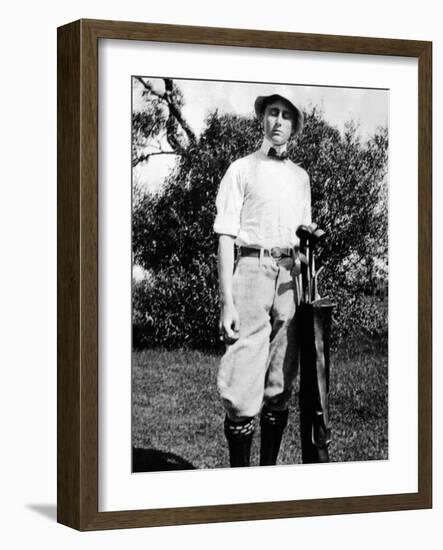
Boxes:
[132,447,196,472]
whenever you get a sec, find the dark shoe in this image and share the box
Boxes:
[224,416,255,467]
[259,407,289,466]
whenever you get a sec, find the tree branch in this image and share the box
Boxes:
[163,78,197,146]
[134,76,164,100]
[132,150,179,167]
[134,76,197,146]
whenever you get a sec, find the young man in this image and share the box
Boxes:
[213,92,311,467]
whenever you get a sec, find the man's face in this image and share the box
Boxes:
[262,99,294,146]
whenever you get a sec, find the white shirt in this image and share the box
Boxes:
[214,137,311,248]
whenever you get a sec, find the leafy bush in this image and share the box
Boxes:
[133,254,221,349]
[321,283,388,348]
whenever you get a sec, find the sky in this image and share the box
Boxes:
[133,77,388,193]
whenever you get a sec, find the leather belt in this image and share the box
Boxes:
[239,246,294,259]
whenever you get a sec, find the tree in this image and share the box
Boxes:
[132,77,196,167]
[132,101,388,349]
[290,110,388,295]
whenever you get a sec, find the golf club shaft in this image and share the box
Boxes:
[311,254,316,301]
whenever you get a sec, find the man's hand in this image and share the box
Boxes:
[219,302,240,345]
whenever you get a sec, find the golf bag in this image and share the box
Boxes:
[295,223,334,464]
[298,297,334,463]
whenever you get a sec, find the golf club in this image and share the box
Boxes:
[308,228,326,301]
[296,225,312,303]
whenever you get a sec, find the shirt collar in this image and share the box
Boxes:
[259,136,288,156]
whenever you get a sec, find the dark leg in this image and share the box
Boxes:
[259,407,289,466]
[224,416,255,468]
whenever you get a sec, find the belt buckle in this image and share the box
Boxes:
[270,247,282,260]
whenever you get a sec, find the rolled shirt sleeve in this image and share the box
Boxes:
[214,161,245,237]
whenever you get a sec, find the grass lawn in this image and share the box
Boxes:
[132,341,388,471]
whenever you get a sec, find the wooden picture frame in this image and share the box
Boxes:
[57,18,432,530]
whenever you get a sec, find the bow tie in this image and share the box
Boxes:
[268,147,288,161]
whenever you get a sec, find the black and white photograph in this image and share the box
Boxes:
[131,76,389,472]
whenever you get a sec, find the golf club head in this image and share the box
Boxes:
[311,228,326,245]
[296,225,311,241]
[307,222,318,233]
